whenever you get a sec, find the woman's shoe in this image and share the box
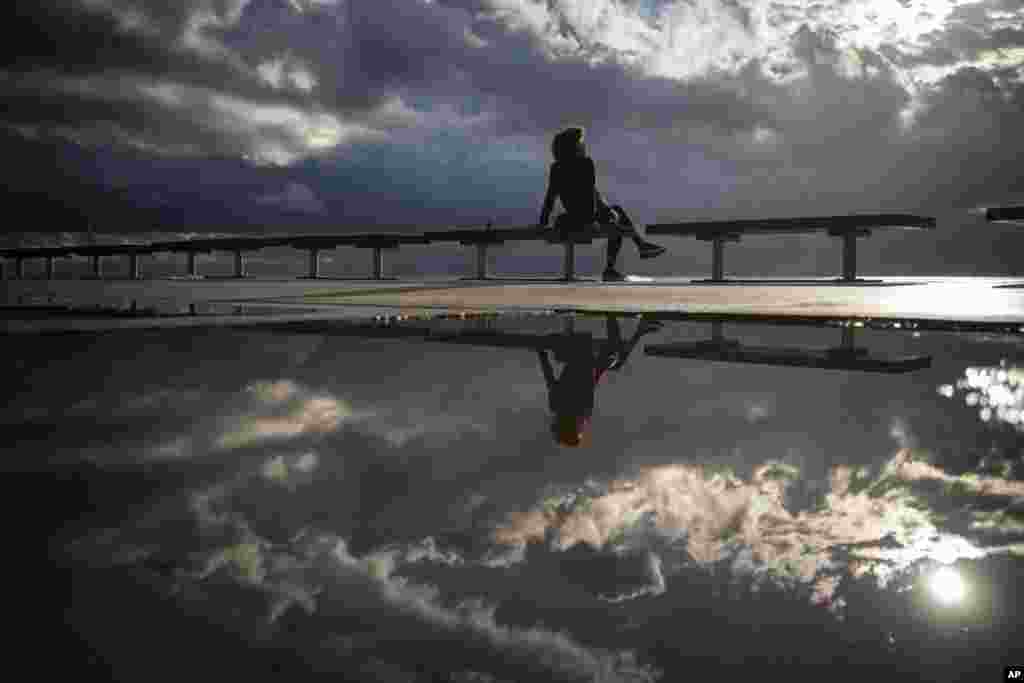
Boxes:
[602,267,627,282]
[637,319,664,335]
[638,243,667,259]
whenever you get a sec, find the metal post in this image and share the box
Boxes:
[841,232,857,282]
[92,255,102,279]
[187,251,198,277]
[45,256,54,280]
[562,241,576,281]
[233,250,246,278]
[307,248,320,278]
[15,257,24,280]
[130,252,141,280]
[711,238,724,281]
[372,247,384,280]
[475,243,488,279]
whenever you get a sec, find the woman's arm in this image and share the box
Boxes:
[539,165,558,227]
[537,349,556,389]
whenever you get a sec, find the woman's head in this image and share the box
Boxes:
[552,127,585,162]
[551,413,590,447]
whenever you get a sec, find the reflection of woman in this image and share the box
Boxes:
[539,317,663,447]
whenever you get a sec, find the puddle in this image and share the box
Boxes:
[3,311,1022,680]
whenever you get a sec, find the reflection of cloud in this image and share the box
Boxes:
[373,414,492,447]
[216,380,353,449]
[494,450,1024,614]
[939,361,1024,430]
[260,452,320,489]
[73,473,659,682]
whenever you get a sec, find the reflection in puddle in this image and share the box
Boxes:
[5,312,1022,679]
[939,361,1024,430]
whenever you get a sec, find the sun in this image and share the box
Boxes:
[928,566,966,605]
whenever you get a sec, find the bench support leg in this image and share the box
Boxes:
[711,238,725,282]
[307,248,321,278]
[129,253,141,280]
[15,257,24,280]
[562,242,576,281]
[475,243,488,279]
[841,233,857,282]
[186,252,199,278]
[372,247,384,280]
[45,256,54,280]
[92,255,103,279]
[233,250,246,278]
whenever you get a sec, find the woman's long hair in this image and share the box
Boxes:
[552,126,585,162]
[551,413,590,448]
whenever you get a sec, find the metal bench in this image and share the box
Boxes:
[647,214,936,282]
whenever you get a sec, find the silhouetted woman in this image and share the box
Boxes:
[538,126,667,281]
[539,316,663,447]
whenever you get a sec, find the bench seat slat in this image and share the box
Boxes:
[648,214,935,236]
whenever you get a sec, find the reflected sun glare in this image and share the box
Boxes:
[928,566,966,605]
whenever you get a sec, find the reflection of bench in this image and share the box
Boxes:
[644,321,931,373]
[985,206,1024,225]
[260,317,604,351]
[647,214,936,282]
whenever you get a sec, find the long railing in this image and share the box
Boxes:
[7,207,1007,283]
[0,226,552,281]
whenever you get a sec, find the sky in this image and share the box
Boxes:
[5,317,1024,679]
[2,0,1024,274]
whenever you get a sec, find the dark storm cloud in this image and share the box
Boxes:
[1,2,324,155]
[2,0,1023,273]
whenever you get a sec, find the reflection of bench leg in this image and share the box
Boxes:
[372,247,384,280]
[841,233,857,282]
[711,238,725,282]
[233,250,246,278]
[45,256,55,280]
[92,255,103,279]
[711,320,725,343]
[129,253,141,280]
[562,242,575,281]
[475,243,488,279]
[15,257,24,280]
[307,248,320,278]
[840,325,855,351]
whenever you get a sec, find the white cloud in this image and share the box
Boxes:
[254,181,327,213]
[256,54,319,93]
